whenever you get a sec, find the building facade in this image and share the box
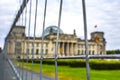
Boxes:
[6,25,106,59]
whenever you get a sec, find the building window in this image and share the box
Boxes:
[100,51,102,55]
[16,42,21,47]
[78,50,80,55]
[45,49,48,55]
[36,43,39,47]
[37,57,39,59]
[36,49,39,54]
[46,43,48,47]
[81,45,83,48]
[15,42,21,54]
[100,45,102,49]
[81,44,85,48]
[15,48,21,54]
[89,50,91,55]
[78,44,80,48]
[32,42,34,47]
[89,45,91,49]
[92,50,94,55]
[41,49,44,54]
[26,48,29,54]
[92,45,95,48]
[81,50,83,55]
[26,42,29,46]
[31,48,34,54]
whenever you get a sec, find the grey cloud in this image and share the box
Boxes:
[0,0,120,50]
[85,0,120,50]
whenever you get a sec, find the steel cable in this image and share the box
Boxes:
[31,0,38,80]
[25,0,32,80]
[55,0,63,80]
[82,0,90,80]
[39,0,47,80]
[24,0,29,80]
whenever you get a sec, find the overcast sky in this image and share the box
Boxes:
[0,0,120,50]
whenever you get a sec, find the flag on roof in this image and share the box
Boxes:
[94,25,97,28]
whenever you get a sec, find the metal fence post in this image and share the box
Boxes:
[82,0,90,80]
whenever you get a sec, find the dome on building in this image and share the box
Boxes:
[43,25,63,36]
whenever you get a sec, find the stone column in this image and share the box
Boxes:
[62,42,64,56]
[95,43,98,55]
[69,43,71,56]
[64,43,67,56]
[21,41,23,55]
[103,43,106,55]
[73,43,74,55]
[75,43,78,55]
[13,42,15,59]
[73,43,77,56]
[67,43,69,56]
[58,42,60,56]
[71,43,73,56]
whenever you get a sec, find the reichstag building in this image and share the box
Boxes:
[6,25,106,59]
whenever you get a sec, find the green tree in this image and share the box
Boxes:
[107,49,120,54]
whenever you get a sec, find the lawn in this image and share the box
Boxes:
[18,62,120,80]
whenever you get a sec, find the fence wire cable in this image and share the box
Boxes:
[21,1,24,79]
[24,0,28,80]
[19,0,22,24]
[8,58,22,80]
[82,0,90,80]
[31,0,38,80]
[40,0,47,80]
[16,0,21,78]
[29,0,33,80]
[55,0,63,80]
[26,0,32,80]
[17,0,24,79]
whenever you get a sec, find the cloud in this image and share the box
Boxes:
[0,0,120,50]
[0,0,19,48]
[83,0,120,50]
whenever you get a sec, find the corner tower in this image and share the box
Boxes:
[91,31,106,54]
[91,32,105,42]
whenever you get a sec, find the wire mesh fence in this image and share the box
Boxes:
[2,0,120,80]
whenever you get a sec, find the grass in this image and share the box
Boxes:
[17,62,120,80]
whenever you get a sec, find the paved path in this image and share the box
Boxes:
[17,67,55,80]
[0,53,19,80]
[0,52,4,80]
[0,52,54,80]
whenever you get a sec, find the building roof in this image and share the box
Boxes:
[91,31,104,34]
[15,25,25,28]
[43,25,63,36]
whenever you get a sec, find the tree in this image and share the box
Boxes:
[115,49,120,54]
[107,49,120,54]
[0,47,2,53]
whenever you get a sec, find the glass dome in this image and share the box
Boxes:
[43,25,63,36]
